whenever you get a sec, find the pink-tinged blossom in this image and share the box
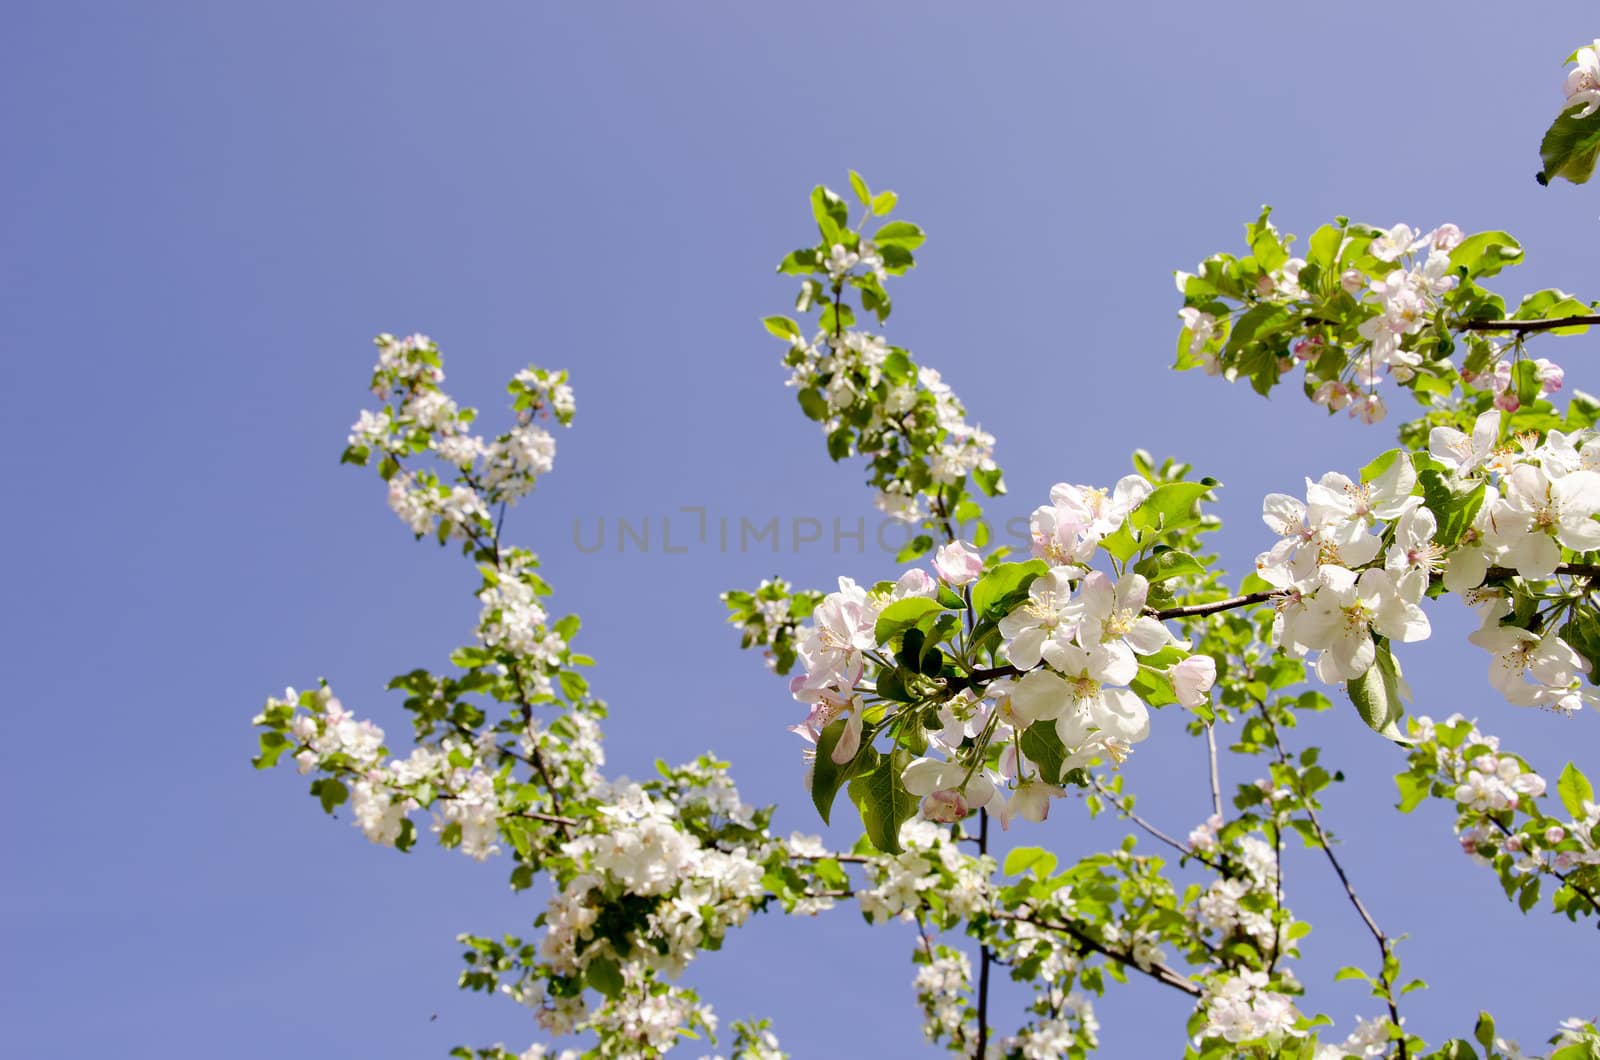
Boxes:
[1370,224,1424,262]
[795,577,875,690]
[933,540,984,586]
[1565,39,1600,118]
[1170,654,1218,710]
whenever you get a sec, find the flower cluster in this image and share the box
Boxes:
[345,334,574,541]
[1197,968,1303,1044]
[1257,455,1431,684]
[1397,714,1600,923]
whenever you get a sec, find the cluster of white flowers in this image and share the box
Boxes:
[996,996,1099,1060]
[350,337,575,529]
[856,820,991,923]
[1258,456,1432,684]
[1314,1015,1395,1059]
[1195,836,1280,947]
[371,332,444,397]
[387,470,492,539]
[912,946,973,1049]
[1199,969,1302,1044]
[1030,476,1151,569]
[1408,714,1600,880]
[476,554,567,680]
[262,685,513,858]
[781,322,997,526]
[544,784,766,984]
[481,423,558,502]
[825,239,887,283]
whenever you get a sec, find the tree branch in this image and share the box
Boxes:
[1458,314,1600,334]
[995,911,1202,997]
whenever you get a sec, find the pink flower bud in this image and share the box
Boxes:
[933,541,985,587]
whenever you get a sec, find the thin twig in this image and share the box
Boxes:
[1262,713,1405,1057]
[1089,778,1230,875]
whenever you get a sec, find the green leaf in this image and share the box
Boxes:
[586,956,624,1000]
[763,315,800,340]
[1558,762,1595,818]
[811,185,848,243]
[849,748,916,854]
[812,721,869,825]
[778,248,819,275]
[1003,846,1058,879]
[1473,1012,1496,1052]
[874,597,944,644]
[1130,481,1214,537]
[1134,548,1206,585]
[848,170,871,205]
[1538,102,1600,186]
[896,534,934,562]
[1418,471,1485,551]
[1020,720,1067,784]
[970,560,1046,619]
[796,387,827,421]
[1359,448,1401,484]
[1346,639,1408,741]
[253,731,290,770]
[314,777,349,814]
[1449,231,1522,279]
[1395,770,1429,813]
[871,190,898,216]
[873,221,925,249]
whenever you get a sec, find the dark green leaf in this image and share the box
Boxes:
[849,748,917,854]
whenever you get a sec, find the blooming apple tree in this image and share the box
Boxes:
[255,43,1600,1060]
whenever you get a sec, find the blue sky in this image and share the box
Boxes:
[4,3,1597,1056]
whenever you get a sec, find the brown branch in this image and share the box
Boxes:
[994,911,1202,998]
[1458,315,1600,334]
[1151,591,1278,621]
